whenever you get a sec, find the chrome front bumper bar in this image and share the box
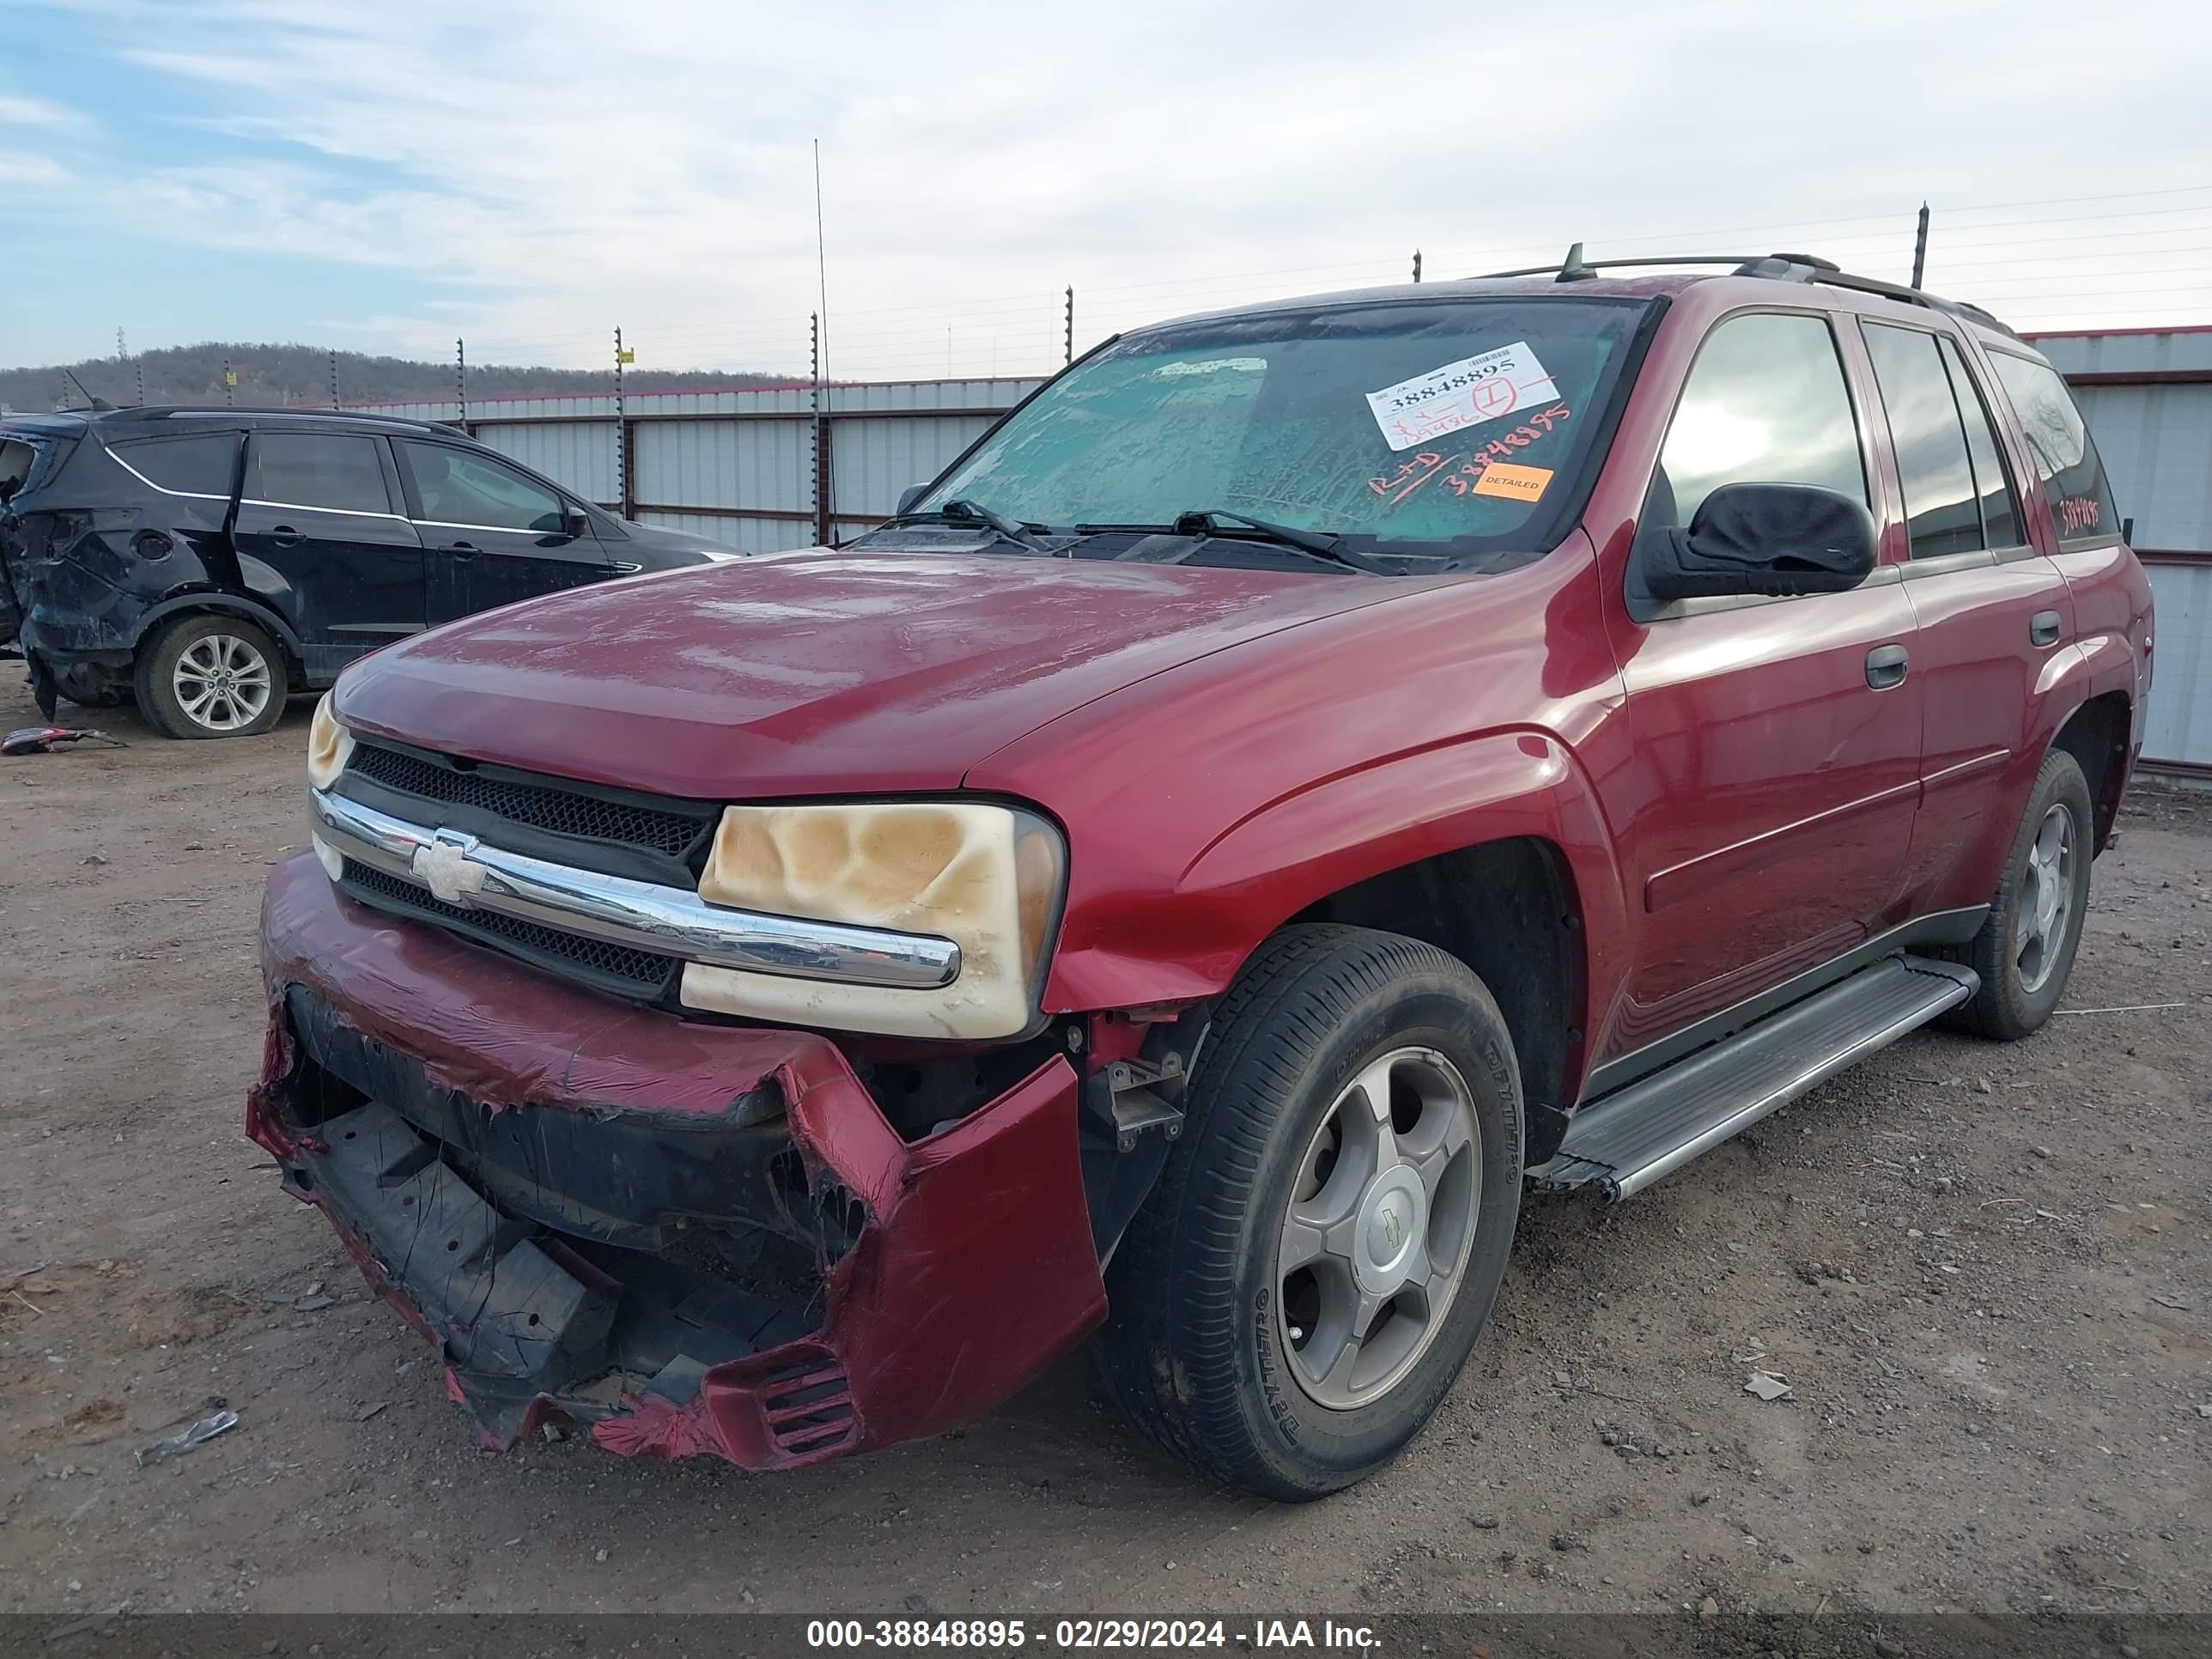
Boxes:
[308,787,961,990]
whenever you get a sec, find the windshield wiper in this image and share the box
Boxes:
[1170,508,1396,575]
[881,496,1055,553]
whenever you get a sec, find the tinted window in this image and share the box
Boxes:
[921,298,1650,561]
[112,433,239,496]
[1654,313,1865,528]
[1989,353,2120,543]
[1939,337,2021,550]
[1861,323,1983,560]
[398,442,566,533]
[252,433,392,514]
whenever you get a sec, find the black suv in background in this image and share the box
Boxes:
[0,408,733,738]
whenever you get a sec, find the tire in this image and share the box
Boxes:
[135,615,288,740]
[1096,924,1523,1500]
[1942,748,2094,1040]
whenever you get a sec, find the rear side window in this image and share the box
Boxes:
[111,433,240,498]
[1988,353,2121,544]
[252,433,392,515]
[1652,312,1866,528]
[1861,323,1984,560]
[0,439,38,500]
[1939,337,2021,550]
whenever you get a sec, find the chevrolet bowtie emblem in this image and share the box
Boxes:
[410,829,487,908]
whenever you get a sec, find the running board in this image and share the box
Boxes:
[1531,955,1978,1203]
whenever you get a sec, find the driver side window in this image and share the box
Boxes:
[1650,313,1867,530]
[397,441,568,533]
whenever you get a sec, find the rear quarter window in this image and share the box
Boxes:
[1987,353,2121,544]
[110,433,241,498]
[0,439,36,499]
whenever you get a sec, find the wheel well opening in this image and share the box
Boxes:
[1288,837,1583,1163]
[2054,692,2130,854]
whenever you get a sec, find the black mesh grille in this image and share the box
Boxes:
[340,860,678,998]
[349,744,708,858]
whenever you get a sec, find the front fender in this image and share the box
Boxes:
[1039,728,1630,1024]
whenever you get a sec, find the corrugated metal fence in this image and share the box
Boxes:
[2033,329,2212,777]
[362,378,1047,556]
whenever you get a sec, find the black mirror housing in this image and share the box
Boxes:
[1644,483,1876,604]
[894,483,928,517]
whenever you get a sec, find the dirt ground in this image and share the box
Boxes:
[1,673,2206,1626]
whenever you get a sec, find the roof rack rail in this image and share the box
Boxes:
[1467,244,2017,339]
[105,404,467,430]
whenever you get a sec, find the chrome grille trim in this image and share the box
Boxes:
[310,788,962,991]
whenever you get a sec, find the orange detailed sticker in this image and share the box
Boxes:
[1469,462,1553,502]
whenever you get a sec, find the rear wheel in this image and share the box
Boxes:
[1096,925,1523,1499]
[1943,748,2094,1039]
[136,616,288,739]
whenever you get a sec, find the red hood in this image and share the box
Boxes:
[332,550,1411,799]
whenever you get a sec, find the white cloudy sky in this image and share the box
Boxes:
[3,0,2209,379]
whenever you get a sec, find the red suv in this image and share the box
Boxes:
[251,252,2153,1500]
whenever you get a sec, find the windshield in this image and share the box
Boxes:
[921,296,1653,563]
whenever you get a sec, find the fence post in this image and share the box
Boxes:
[1412,249,1422,284]
[223,358,234,407]
[1065,286,1074,364]
[614,326,632,517]
[329,349,340,410]
[456,338,467,427]
[811,313,834,546]
[1911,203,1930,289]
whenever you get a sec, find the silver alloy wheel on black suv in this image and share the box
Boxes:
[136,614,290,739]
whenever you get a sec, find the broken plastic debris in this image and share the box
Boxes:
[134,1408,240,1467]
[1743,1370,1794,1402]
[1,726,124,757]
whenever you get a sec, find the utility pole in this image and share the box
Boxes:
[223,357,235,407]
[1065,286,1074,364]
[456,338,467,425]
[1910,203,1930,289]
[329,349,340,410]
[116,326,127,361]
[1412,250,1423,284]
[135,361,144,406]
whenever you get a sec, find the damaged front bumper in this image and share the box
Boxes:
[249,852,1107,1467]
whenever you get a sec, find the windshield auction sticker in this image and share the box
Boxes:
[1469,461,1553,501]
[1366,342,1562,451]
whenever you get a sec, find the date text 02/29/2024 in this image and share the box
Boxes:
[804,1619,1382,1650]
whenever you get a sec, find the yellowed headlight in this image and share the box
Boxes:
[306,694,355,791]
[682,800,1066,1040]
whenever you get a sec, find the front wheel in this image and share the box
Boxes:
[135,616,288,739]
[1096,925,1523,1499]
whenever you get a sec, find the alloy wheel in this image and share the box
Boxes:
[173,633,274,733]
[2014,803,2076,994]
[1275,1045,1482,1410]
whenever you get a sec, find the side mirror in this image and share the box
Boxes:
[1643,483,1876,604]
[561,508,591,539]
[894,483,929,517]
